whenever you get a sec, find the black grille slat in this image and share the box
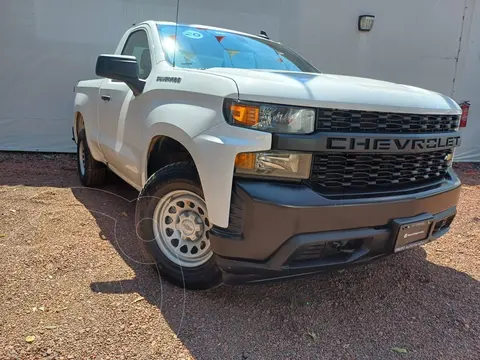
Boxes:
[316,109,459,133]
[311,150,451,192]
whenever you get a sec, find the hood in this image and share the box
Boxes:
[204,68,461,115]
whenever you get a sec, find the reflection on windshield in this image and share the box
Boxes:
[157,25,319,73]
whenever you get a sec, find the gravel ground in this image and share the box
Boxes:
[0,152,479,360]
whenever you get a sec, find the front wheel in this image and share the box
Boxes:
[135,162,222,290]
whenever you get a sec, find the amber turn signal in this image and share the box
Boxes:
[235,153,256,169]
[230,104,259,126]
[235,151,312,179]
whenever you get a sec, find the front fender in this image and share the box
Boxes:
[141,102,222,185]
[141,122,198,186]
[192,123,271,228]
[141,108,271,228]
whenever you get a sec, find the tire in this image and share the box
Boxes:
[135,162,222,290]
[77,129,107,187]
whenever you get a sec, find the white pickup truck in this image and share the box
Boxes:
[73,21,462,289]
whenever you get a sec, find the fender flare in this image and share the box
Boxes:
[141,123,200,186]
[73,93,89,143]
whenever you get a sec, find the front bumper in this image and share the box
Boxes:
[210,171,461,284]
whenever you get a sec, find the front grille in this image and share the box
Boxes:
[310,149,452,192]
[316,108,459,133]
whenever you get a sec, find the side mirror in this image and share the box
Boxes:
[95,55,145,96]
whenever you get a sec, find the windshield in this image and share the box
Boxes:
[157,25,319,73]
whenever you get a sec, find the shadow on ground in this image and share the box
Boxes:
[70,180,480,360]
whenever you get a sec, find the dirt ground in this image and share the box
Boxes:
[0,152,479,360]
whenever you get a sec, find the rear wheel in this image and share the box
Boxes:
[136,162,221,290]
[77,129,106,187]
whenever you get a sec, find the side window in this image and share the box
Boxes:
[121,30,152,80]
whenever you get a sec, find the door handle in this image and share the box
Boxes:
[101,95,111,101]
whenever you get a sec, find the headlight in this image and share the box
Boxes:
[224,100,315,134]
[235,151,312,179]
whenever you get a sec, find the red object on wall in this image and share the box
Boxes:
[459,101,471,128]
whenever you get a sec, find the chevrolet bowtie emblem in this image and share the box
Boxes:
[445,153,454,161]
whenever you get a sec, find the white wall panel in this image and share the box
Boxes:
[0,0,478,160]
[0,0,177,152]
[177,0,464,95]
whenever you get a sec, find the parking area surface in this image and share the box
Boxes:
[0,153,479,360]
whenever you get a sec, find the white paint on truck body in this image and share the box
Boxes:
[74,21,461,228]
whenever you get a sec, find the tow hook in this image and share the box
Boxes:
[333,241,356,254]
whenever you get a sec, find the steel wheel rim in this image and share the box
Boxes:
[78,140,86,176]
[153,190,213,268]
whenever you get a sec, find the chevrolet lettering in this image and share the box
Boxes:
[74,21,462,290]
[326,135,462,152]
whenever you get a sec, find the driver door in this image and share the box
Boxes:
[98,29,153,187]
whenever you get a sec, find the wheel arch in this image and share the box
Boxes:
[73,112,85,144]
[143,121,233,227]
[146,134,195,179]
[142,123,198,183]
[73,91,90,143]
